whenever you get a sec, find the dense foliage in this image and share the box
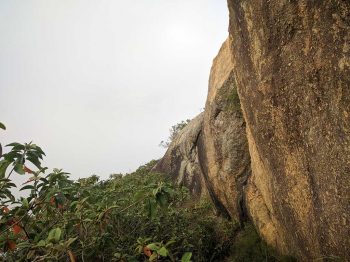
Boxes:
[0,122,295,261]
[0,134,236,261]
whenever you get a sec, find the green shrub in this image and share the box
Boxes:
[0,137,237,261]
[228,224,297,262]
[0,123,295,261]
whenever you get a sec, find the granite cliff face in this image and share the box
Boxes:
[156,0,349,260]
[155,39,251,222]
[227,0,350,259]
[153,113,206,197]
[198,39,251,222]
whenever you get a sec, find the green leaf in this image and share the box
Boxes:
[165,240,176,247]
[26,155,42,169]
[22,198,29,208]
[81,197,90,203]
[147,198,157,219]
[163,187,174,196]
[152,188,159,196]
[70,201,79,209]
[5,182,16,188]
[14,163,25,175]
[16,241,31,249]
[158,247,168,257]
[65,237,77,247]
[6,142,24,149]
[20,185,35,191]
[3,151,22,161]
[134,190,145,201]
[149,253,158,261]
[37,240,46,247]
[98,212,105,221]
[157,193,168,208]
[26,250,36,259]
[48,228,62,243]
[54,228,62,242]
[0,122,6,130]
[0,160,11,178]
[28,150,44,160]
[33,145,45,156]
[181,252,192,262]
[147,243,160,251]
[40,177,49,183]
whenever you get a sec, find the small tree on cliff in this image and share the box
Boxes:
[159,119,190,148]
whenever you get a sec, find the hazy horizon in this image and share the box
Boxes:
[0,0,229,180]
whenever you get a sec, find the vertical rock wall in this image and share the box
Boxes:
[155,1,349,258]
[155,39,251,223]
[227,0,350,259]
[198,39,251,222]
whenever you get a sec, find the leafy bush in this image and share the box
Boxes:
[0,123,294,261]
[0,132,237,261]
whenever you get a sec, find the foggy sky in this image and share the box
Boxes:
[0,0,229,180]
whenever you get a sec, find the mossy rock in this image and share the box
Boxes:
[216,73,242,115]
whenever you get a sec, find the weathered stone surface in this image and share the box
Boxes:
[153,113,206,197]
[198,39,251,222]
[227,0,350,259]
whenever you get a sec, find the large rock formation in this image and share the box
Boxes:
[156,1,349,259]
[155,39,251,223]
[227,0,350,259]
[198,39,251,222]
[153,113,206,197]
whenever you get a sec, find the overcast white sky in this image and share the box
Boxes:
[0,0,228,180]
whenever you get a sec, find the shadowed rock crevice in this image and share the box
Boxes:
[236,164,250,227]
[200,38,251,223]
[196,131,231,219]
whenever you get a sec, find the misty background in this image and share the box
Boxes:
[0,0,228,180]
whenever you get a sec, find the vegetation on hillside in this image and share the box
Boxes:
[0,122,295,261]
[159,120,191,148]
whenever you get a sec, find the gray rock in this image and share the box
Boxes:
[153,113,206,197]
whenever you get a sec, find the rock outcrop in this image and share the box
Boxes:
[156,1,349,260]
[153,113,206,197]
[227,0,350,259]
[198,39,251,222]
[155,39,251,223]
